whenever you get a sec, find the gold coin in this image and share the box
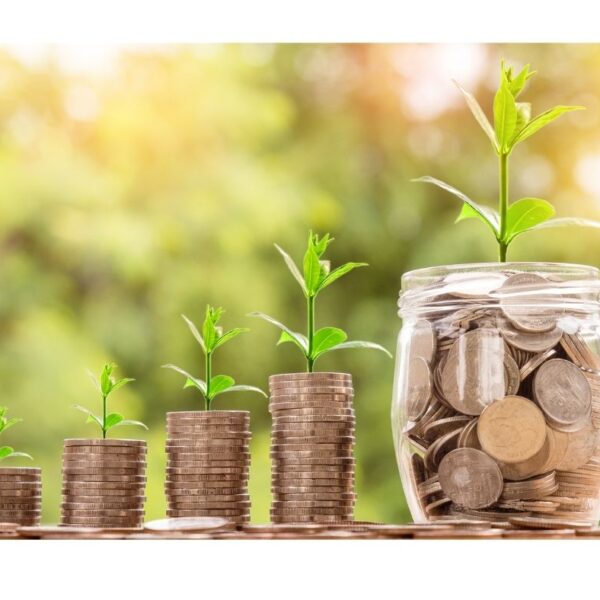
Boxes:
[500,426,557,481]
[478,396,546,464]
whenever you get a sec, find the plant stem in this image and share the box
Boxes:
[498,152,509,262]
[307,295,315,373]
[205,351,212,411]
[102,394,107,439]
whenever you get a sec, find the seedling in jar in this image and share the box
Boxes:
[414,60,600,261]
[73,363,147,439]
[163,305,267,410]
[250,231,391,372]
[0,406,33,461]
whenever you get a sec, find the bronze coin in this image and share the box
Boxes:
[438,448,503,509]
[500,319,563,353]
[61,474,147,483]
[553,424,598,471]
[166,508,248,517]
[406,357,433,422]
[0,468,41,476]
[500,426,556,481]
[63,446,147,456]
[64,439,146,448]
[508,515,593,530]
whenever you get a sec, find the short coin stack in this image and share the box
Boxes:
[165,411,251,524]
[60,439,147,528]
[269,372,356,524]
[0,467,41,526]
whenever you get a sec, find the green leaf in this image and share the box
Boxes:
[87,369,101,393]
[512,105,585,145]
[303,244,322,297]
[202,305,223,352]
[514,102,531,133]
[73,405,103,430]
[212,328,249,351]
[248,312,309,354]
[110,377,135,395]
[507,64,535,98]
[493,74,518,152]
[313,233,333,257]
[530,217,600,231]
[453,80,498,151]
[413,176,500,235]
[311,327,348,360]
[0,446,14,459]
[104,413,124,430]
[215,384,268,398]
[100,363,116,396]
[0,417,22,434]
[113,419,148,430]
[5,451,33,460]
[317,262,368,293]
[181,314,206,353]
[504,198,555,242]
[277,330,310,354]
[208,375,235,399]
[274,244,307,295]
[455,203,501,238]
[162,364,207,396]
[321,340,393,358]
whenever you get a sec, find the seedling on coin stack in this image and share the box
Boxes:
[393,60,600,528]
[61,363,148,529]
[251,232,390,524]
[0,407,41,526]
[162,306,266,524]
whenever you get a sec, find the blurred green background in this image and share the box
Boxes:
[1,43,600,524]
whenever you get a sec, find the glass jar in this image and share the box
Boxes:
[392,263,600,526]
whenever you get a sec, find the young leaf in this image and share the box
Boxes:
[514,102,531,133]
[100,363,116,396]
[0,446,14,459]
[311,327,348,359]
[216,384,268,398]
[322,340,393,358]
[110,377,135,395]
[87,369,101,393]
[504,198,555,242]
[274,244,308,295]
[317,262,368,293]
[493,74,518,152]
[303,244,322,296]
[313,233,332,257]
[113,419,148,430]
[277,330,310,354]
[453,80,498,151]
[529,217,600,231]
[507,64,535,98]
[455,203,501,238]
[0,417,22,434]
[248,312,309,354]
[5,451,33,460]
[208,374,235,399]
[212,328,249,351]
[73,404,103,429]
[181,314,206,353]
[413,176,500,234]
[104,412,124,429]
[202,306,221,352]
[512,105,585,145]
[162,364,208,396]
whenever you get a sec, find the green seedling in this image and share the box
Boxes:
[74,363,147,439]
[415,60,600,261]
[250,231,391,372]
[0,406,32,461]
[163,305,267,410]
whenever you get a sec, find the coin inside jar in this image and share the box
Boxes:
[477,395,547,465]
[533,358,592,431]
[406,357,432,421]
[438,448,503,509]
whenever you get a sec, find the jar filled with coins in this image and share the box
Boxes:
[392,263,600,527]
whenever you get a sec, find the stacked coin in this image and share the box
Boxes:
[0,467,41,526]
[60,439,146,528]
[165,411,251,524]
[269,373,355,524]
[400,271,600,524]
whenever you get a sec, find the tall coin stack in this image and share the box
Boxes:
[0,467,41,526]
[269,372,356,524]
[60,439,147,528]
[165,411,251,524]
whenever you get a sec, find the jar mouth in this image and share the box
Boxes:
[399,262,600,317]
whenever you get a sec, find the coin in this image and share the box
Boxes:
[167,410,249,419]
[438,448,503,509]
[424,428,461,472]
[62,517,143,527]
[166,474,246,483]
[62,459,146,468]
[62,467,145,476]
[519,348,557,381]
[269,372,351,383]
[500,472,558,501]
[269,395,353,406]
[144,517,235,532]
[63,446,147,456]
[441,329,506,415]
[456,419,481,449]
[166,508,248,517]
[61,474,147,483]
[270,435,356,444]
[270,386,354,396]
[499,426,556,481]
[553,424,598,471]
[533,359,592,431]
[64,439,146,447]
[500,319,563,353]
[477,395,547,464]
[166,439,249,447]
[508,515,593,530]
[406,357,433,422]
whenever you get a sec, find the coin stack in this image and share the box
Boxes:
[165,411,251,524]
[60,439,147,528]
[269,372,356,524]
[400,271,600,525]
[0,467,41,526]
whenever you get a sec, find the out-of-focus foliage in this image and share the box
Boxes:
[1,44,600,524]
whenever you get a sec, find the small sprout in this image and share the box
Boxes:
[74,363,147,439]
[414,60,600,261]
[163,305,267,411]
[250,231,391,372]
[0,406,33,461]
